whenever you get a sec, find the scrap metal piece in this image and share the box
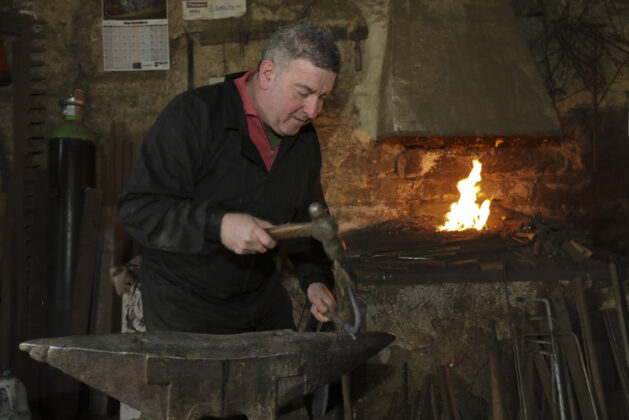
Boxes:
[20,330,394,420]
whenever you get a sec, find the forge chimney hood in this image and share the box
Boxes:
[377,0,560,140]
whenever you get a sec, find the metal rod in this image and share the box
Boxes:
[517,297,567,420]
[503,268,526,420]
[523,330,600,420]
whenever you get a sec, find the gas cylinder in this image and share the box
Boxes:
[48,89,96,337]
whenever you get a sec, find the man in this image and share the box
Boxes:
[118,20,339,334]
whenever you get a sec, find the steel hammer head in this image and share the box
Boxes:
[265,203,343,260]
[308,203,342,260]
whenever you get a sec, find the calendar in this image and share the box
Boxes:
[102,0,170,71]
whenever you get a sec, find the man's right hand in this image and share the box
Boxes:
[220,213,277,255]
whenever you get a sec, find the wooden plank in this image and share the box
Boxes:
[11,17,31,373]
[92,132,134,415]
[350,262,614,285]
[532,353,553,412]
[20,168,49,404]
[103,122,117,205]
[90,206,117,335]
[437,365,451,419]
[122,139,134,191]
[609,261,629,366]
[198,19,367,47]
[69,188,103,335]
[574,277,609,420]
[114,123,124,201]
[5,15,48,406]
[560,350,578,420]
[27,169,49,340]
[489,321,507,420]
[516,354,538,420]
[0,181,17,371]
[88,205,118,416]
[601,309,629,410]
[115,138,135,265]
[552,295,597,419]
[522,319,554,415]
[0,11,50,414]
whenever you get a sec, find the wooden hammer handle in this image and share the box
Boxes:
[266,222,312,240]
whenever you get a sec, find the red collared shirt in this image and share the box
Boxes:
[234,70,280,171]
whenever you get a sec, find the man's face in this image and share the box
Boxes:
[259,58,336,136]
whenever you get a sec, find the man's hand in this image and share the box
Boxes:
[307,282,337,323]
[220,213,277,254]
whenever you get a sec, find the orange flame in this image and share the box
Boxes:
[439,159,491,231]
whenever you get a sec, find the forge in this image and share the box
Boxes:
[322,128,629,419]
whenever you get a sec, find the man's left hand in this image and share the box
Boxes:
[307,282,336,323]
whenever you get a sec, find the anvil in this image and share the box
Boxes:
[20,330,394,419]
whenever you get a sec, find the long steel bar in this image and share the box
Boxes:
[503,268,526,420]
[524,331,599,420]
[517,297,567,420]
[574,277,609,420]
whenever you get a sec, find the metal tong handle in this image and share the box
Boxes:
[324,287,361,336]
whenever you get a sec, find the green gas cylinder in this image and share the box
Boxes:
[48,88,96,338]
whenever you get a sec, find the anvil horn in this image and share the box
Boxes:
[20,330,394,419]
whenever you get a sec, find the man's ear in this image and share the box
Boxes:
[258,59,276,90]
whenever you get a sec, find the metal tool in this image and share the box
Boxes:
[444,353,465,420]
[324,287,361,338]
[609,259,629,366]
[502,268,526,420]
[268,202,357,420]
[267,202,358,337]
[266,202,342,260]
[20,329,395,420]
[413,375,433,420]
[575,277,609,420]
[517,297,567,420]
[524,330,600,420]
[489,321,507,420]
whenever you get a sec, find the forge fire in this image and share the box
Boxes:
[439,159,491,232]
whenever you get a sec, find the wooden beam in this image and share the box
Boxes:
[70,188,103,335]
[198,19,367,46]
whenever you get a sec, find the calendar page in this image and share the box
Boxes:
[102,0,170,71]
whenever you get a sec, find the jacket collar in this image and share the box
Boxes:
[222,72,300,170]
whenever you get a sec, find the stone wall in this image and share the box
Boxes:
[1,0,628,418]
[2,0,628,248]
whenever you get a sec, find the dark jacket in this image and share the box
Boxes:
[117,73,333,310]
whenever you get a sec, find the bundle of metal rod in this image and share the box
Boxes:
[517,297,568,420]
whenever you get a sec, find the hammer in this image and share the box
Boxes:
[266,202,343,261]
[266,203,359,335]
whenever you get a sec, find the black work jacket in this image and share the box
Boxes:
[117,72,332,300]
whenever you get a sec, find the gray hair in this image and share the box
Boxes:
[260,19,341,74]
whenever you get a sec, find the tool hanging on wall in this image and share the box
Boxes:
[0,33,11,86]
